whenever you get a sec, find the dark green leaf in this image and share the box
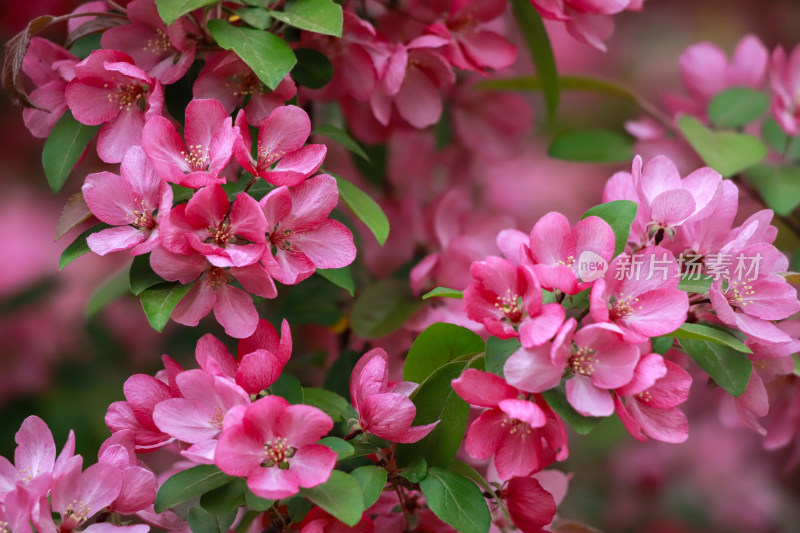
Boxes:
[59,223,111,270]
[580,200,637,257]
[207,19,296,90]
[397,362,469,468]
[244,490,273,511]
[677,273,714,294]
[288,497,312,522]
[651,336,673,355]
[234,6,272,29]
[155,0,218,25]
[270,373,304,403]
[269,0,343,36]
[744,164,800,216]
[447,460,508,521]
[188,505,237,533]
[542,387,600,435]
[154,465,233,513]
[87,267,130,317]
[548,130,634,163]
[130,254,164,295]
[299,471,364,526]
[708,88,769,129]
[302,387,356,422]
[400,456,428,484]
[42,111,99,193]
[319,436,354,460]
[313,124,370,162]
[484,336,521,377]
[140,282,193,333]
[677,115,767,177]
[333,175,390,246]
[419,467,491,533]
[291,48,334,89]
[421,287,463,300]
[351,279,423,339]
[509,0,558,127]
[199,478,247,515]
[350,465,388,509]
[316,266,355,296]
[322,349,360,399]
[672,323,751,353]
[404,323,484,383]
[678,337,752,396]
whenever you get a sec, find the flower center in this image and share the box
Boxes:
[129,198,156,230]
[143,28,172,55]
[609,293,641,321]
[636,390,653,403]
[205,267,232,291]
[269,224,295,252]
[556,254,575,267]
[209,407,225,429]
[182,144,211,172]
[262,437,296,468]
[499,416,533,438]
[569,345,598,377]
[208,221,233,247]
[63,499,91,529]
[724,279,755,308]
[495,288,523,323]
[229,72,266,98]
[106,83,145,111]
[257,140,287,170]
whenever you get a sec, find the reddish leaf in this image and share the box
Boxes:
[56,192,94,240]
[3,15,56,108]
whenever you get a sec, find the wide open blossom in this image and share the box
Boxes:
[260,174,356,285]
[82,145,172,256]
[65,49,163,163]
[452,369,567,480]
[22,37,78,138]
[100,0,196,85]
[350,348,438,443]
[234,105,326,187]
[215,395,336,500]
[142,98,238,188]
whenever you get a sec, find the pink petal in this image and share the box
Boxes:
[88,226,147,255]
[213,285,259,338]
[504,345,563,393]
[518,304,565,347]
[464,409,507,459]
[236,349,284,394]
[171,283,216,327]
[247,465,299,500]
[215,423,265,476]
[96,109,145,163]
[566,375,614,417]
[451,368,517,407]
[395,67,442,129]
[289,445,337,489]
[258,105,311,162]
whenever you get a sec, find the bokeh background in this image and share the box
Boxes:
[2,1,800,531]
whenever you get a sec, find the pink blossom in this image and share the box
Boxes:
[142,98,238,188]
[529,0,641,52]
[193,51,296,125]
[350,348,438,443]
[82,145,172,256]
[260,174,356,285]
[464,256,565,347]
[503,476,558,533]
[160,184,266,268]
[101,0,196,85]
[770,44,800,135]
[452,369,567,480]
[234,105,327,187]
[299,506,375,533]
[215,395,336,500]
[22,37,78,138]
[64,49,163,163]
[97,431,157,515]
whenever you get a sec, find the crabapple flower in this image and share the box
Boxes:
[82,146,172,256]
[464,256,565,347]
[529,0,641,52]
[234,106,326,187]
[260,174,357,285]
[22,37,78,138]
[770,44,800,135]
[452,369,567,480]
[299,507,375,533]
[215,396,336,500]
[142,98,239,188]
[161,184,267,268]
[614,353,691,443]
[350,348,439,443]
[503,476,558,533]
[97,431,157,514]
[100,0,196,85]
[65,49,163,163]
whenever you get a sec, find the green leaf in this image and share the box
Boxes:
[154,465,233,513]
[400,456,428,484]
[761,119,800,159]
[199,479,247,515]
[299,471,364,526]
[651,336,674,355]
[244,490,273,511]
[316,266,355,296]
[548,130,634,163]
[333,175,390,246]
[351,279,423,339]
[313,124,370,162]
[140,282,193,333]
[447,460,508,522]
[59,223,111,270]
[87,267,130,317]
[350,465,388,509]
[269,0,343,36]
[744,164,800,216]
[542,387,601,435]
[188,505,237,533]
[397,362,470,468]
[287,497,313,522]
[476,75,637,103]
[580,200,637,257]
[677,115,767,177]
[234,6,272,29]
[672,323,751,353]
[291,48,334,89]
[419,467,491,533]
[319,436,354,460]
[130,254,164,295]
[270,373,304,403]
[404,323,484,383]
[42,111,99,193]
[421,287,463,300]
[678,337,752,396]
[708,88,769,129]
[155,0,218,25]
[509,0,558,127]
[677,273,714,294]
[207,19,296,90]
[302,387,357,422]
[484,336,521,377]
